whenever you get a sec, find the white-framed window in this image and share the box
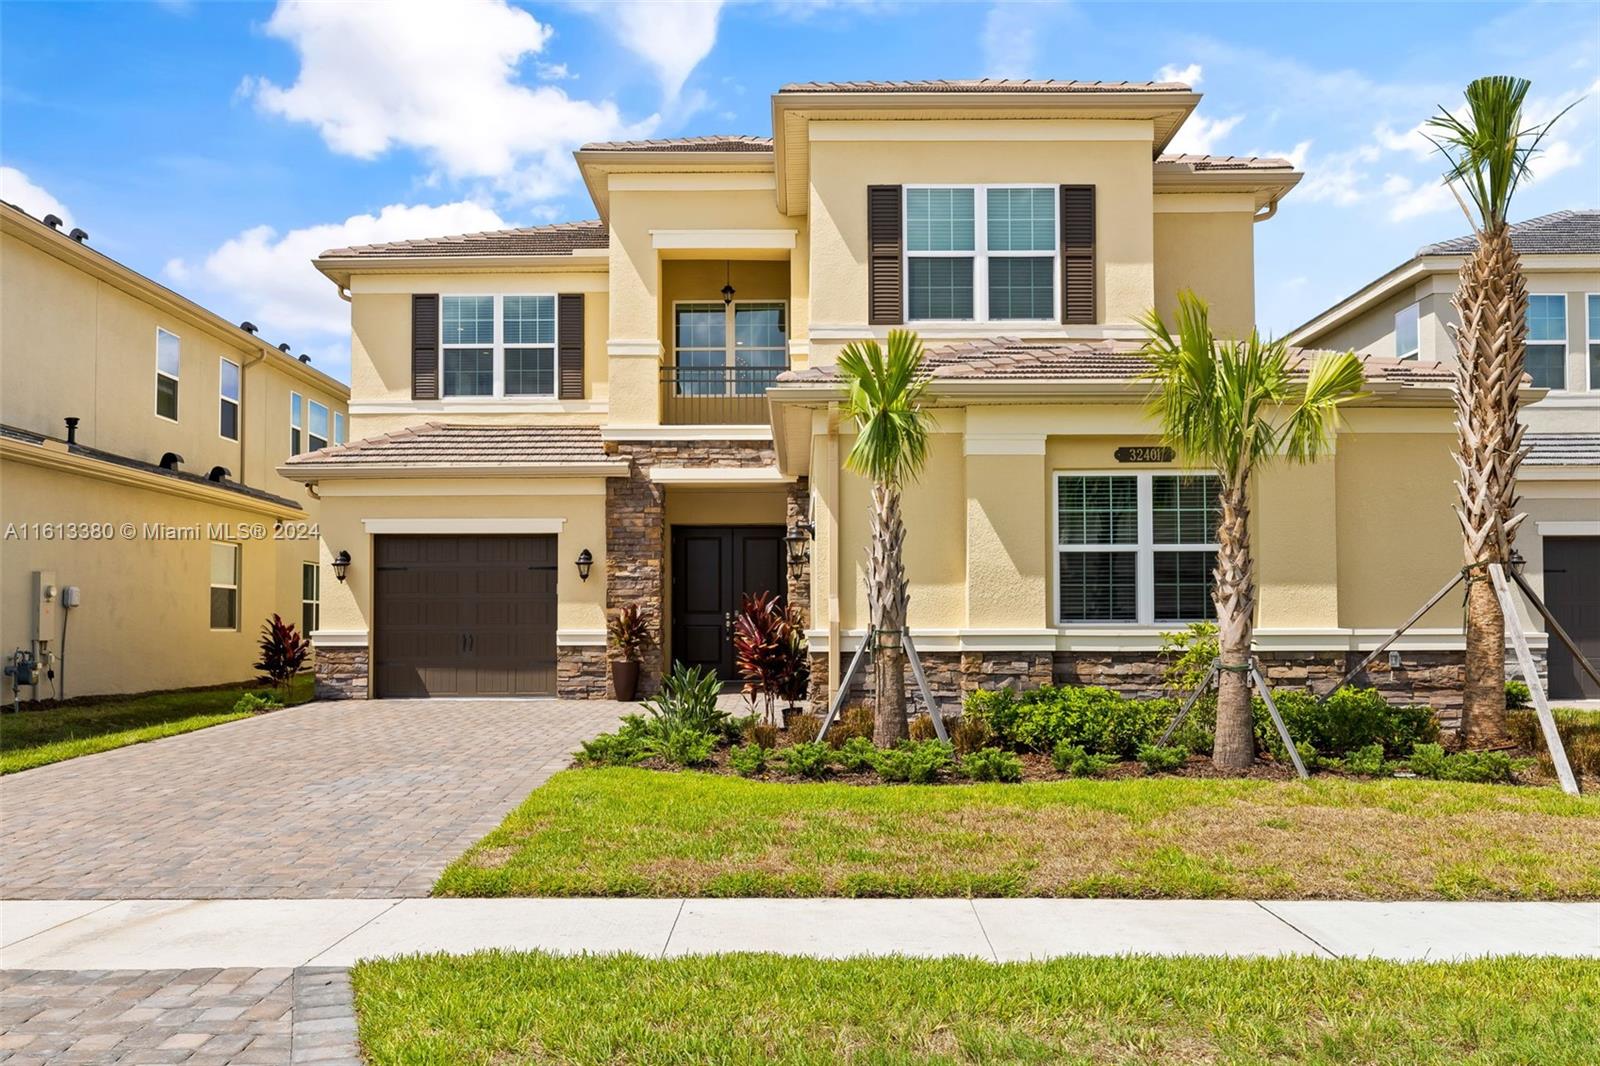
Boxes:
[333,411,347,445]
[1394,302,1419,360]
[672,300,788,396]
[1527,293,1567,390]
[1587,294,1598,391]
[440,294,558,398]
[155,327,180,421]
[308,400,329,452]
[1053,471,1220,625]
[219,358,240,440]
[290,392,303,455]
[904,185,1057,323]
[209,542,240,631]
[301,561,320,636]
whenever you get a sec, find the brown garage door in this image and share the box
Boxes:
[374,534,557,697]
[1546,537,1599,700]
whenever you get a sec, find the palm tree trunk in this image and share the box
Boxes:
[1451,222,1527,748]
[868,481,910,745]
[1212,473,1256,769]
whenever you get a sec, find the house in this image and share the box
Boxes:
[0,202,349,698]
[1289,210,1599,699]
[283,79,1495,726]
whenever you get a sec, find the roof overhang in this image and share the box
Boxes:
[313,250,609,289]
[1151,164,1302,213]
[277,460,631,482]
[573,149,776,221]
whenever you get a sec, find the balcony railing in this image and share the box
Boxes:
[660,365,786,425]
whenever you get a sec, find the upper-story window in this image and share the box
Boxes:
[1527,294,1566,390]
[290,393,303,455]
[1587,294,1599,391]
[308,400,329,452]
[219,358,240,440]
[1394,302,1419,360]
[334,411,347,445]
[905,186,1057,323]
[441,294,557,398]
[673,301,787,396]
[155,328,180,421]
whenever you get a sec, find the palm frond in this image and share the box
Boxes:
[838,329,932,487]
[1282,350,1369,463]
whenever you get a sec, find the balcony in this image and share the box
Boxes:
[660,365,786,425]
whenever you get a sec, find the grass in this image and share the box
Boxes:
[351,951,1600,1065]
[436,768,1600,900]
[0,674,313,774]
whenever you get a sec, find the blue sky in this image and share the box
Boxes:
[4,1,1597,383]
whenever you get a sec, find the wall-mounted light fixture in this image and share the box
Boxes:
[785,516,815,566]
[332,550,351,583]
[576,548,594,582]
[721,260,735,305]
[1509,548,1527,575]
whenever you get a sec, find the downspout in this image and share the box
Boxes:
[1253,194,1281,223]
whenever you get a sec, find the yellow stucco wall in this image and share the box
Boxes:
[1153,207,1256,339]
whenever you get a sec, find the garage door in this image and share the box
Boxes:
[1546,537,1599,700]
[374,534,557,697]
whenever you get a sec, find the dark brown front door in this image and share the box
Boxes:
[1545,537,1599,700]
[374,534,557,697]
[671,526,786,681]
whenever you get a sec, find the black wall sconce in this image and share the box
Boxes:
[721,260,735,305]
[576,548,594,581]
[332,550,351,583]
[785,517,814,566]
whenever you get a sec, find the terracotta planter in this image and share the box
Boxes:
[611,660,640,701]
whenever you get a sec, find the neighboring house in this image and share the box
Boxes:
[282,79,1492,726]
[1290,210,1599,699]
[0,203,350,698]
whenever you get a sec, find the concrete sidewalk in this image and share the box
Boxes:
[4,898,1596,968]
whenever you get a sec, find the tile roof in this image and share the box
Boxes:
[780,79,1189,93]
[777,339,1456,387]
[579,134,773,152]
[1525,433,1600,466]
[1418,210,1600,256]
[1155,154,1297,172]
[281,423,617,470]
[320,219,608,259]
[1,423,303,510]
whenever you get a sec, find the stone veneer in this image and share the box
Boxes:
[313,646,368,700]
[785,477,811,626]
[558,644,610,699]
[313,644,610,700]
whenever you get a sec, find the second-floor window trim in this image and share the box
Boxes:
[1394,302,1419,361]
[308,399,329,452]
[219,358,240,441]
[672,299,788,396]
[1527,293,1567,391]
[155,327,180,422]
[1587,293,1599,392]
[334,411,347,445]
[904,184,1059,325]
[440,294,558,399]
[290,393,303,455]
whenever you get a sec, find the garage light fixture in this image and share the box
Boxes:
[332,550,351,583]
[576,548,594,582]
[785,517,814,566]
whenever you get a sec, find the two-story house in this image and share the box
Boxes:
[284,79,1491,728]
[0,203,349,698]
[1290,210,1599,699]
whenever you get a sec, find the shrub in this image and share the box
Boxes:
[826,706,874,747]
[1343,743,1389,777]
[1570,732,1600,778]
[232,691,282,715]
[908,716,940,742]
[647,725,718,768]
[950,715,993,756]
[644,663,728,735]
[744,721,779,750]
[1159,622,1219,698]
[1405,743,1517,784]
[875,740,953,783]
[777,741,833,779]
[1051,741,1117,777]
[786,712,823,743]
[962,687,1022,744]
[1010,686,1166,757]
[576,716,654,767]
[1271,688,1438,758]
[254,614,309,691]
[1137,743,1188,773]
[961,747,1023,783]
[607,603,649,662]
[1505,679,1531,710]
[834,736,879,773]
[729,744,767,777]
[732,592,809,719]
[1507,708,1600,776]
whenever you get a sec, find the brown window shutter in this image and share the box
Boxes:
[1060,185,1096,325]
[867,185,903,325]
[558,293,584,400]
[411,293,439,400]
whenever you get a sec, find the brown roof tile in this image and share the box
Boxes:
[1156,154,1297,171]
[320,219,607,259]
[282,423,618,470]
[579,134,773,152]
[780,79,1190,93]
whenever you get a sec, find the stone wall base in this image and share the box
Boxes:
[558,645,611,699]
[313,646,369,700]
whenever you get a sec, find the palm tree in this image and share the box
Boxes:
[837,329,932,745]
[1141,292,1367,770]
[1425,76,1571,748]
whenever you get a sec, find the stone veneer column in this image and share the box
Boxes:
[313,646,368,700]
[786,476,811,626]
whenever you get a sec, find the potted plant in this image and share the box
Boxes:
[607,604,649,701]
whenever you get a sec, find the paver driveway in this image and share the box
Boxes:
[0,699,626,900]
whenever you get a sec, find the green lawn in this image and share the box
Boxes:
[436,768,1600,900]
[0,674,313,774]
[352,951,1600,1065]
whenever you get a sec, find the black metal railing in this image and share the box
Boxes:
[660,365,786,425]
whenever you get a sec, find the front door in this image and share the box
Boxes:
[1545,537,1600,699]
[671,526,786,682]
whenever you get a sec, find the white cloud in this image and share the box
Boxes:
[1156,62,1203,87]
[572,0,725,99]
[247,0,643,200]
[0,167,73,228]
[1382,174,1455,222]
[1166,113,1242,156]
[167,201,507,378]
[1373,120,1433,161]
[537,62,573,81]
[982,2,1039,79]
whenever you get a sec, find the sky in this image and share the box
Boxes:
[3,0,1597,384]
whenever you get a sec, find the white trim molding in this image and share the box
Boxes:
[800,626,1533,655]
[1535,520,1600,537]
[556,629,607,647]
[361,517,567,534]
[310,629,369,648]
[651,228,796,251]
[648,465,794,485]
[602,424,774,442]
[607,339,664,358]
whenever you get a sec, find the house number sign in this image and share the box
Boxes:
[1114,446,1175,463]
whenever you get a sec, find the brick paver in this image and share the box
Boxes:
[0,699,625,900]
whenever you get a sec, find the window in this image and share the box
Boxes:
[673,301,788,396]
[1588,294,1599,390]
[333,411,346,445]
[440,294,558,398]
[290,393,303,455]
[905,185,1056,322]
[209,543,239,631]
[301,561,320,637]
[219,358,240,440]
[1054,472,1220,625]
[1527,294,1567,390]
[155,328,180,420]
[308,400,329,452]
[1394,302,1419,360]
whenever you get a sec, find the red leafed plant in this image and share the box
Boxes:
[255,614,310,691]
[732,592,809,722]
